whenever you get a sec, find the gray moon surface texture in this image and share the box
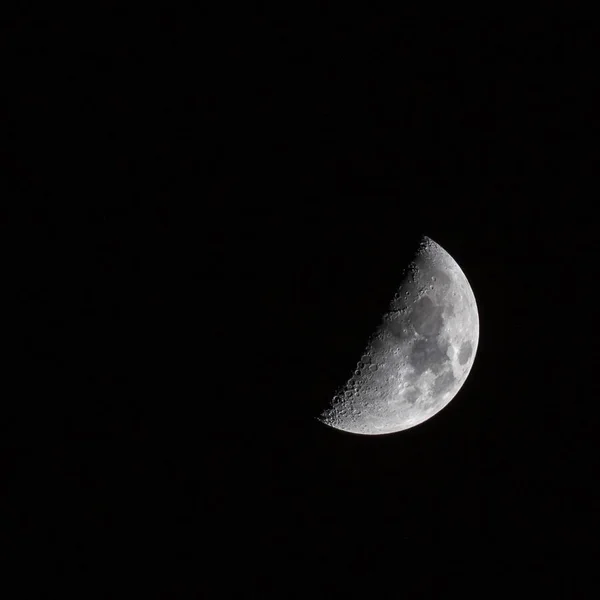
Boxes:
[318,236,479,435]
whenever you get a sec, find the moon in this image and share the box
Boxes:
[318,236,479,435]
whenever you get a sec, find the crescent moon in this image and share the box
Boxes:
[318,236,479,435]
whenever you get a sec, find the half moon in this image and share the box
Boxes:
[318,236,479,435]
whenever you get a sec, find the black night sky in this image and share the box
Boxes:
[2,8,599,598]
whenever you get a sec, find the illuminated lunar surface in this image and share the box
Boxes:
[318,236,479,435]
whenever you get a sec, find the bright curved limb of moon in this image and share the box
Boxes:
[318,236,479,435]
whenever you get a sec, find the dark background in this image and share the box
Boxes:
[1,7,598,597]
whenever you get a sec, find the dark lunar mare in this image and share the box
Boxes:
[411,296,444,336]
[409,337,449,375]
[408,296,451,375]
[432,369,455,395]
[458,341,473,365]
[404,387,420,404]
